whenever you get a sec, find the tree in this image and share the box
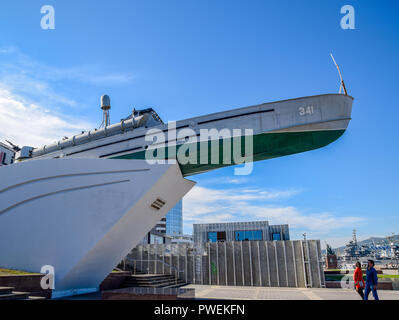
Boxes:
[326,243,335,256]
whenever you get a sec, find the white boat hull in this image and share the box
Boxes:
[0,158,195,297]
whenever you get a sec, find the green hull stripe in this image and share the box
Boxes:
[112,130,345,176]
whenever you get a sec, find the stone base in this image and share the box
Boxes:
[101,287,195,300]
[0,275,51,298]
[325,255,338,269]
[99,271,131,291]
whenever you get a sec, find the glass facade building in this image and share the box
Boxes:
[193,221,290,243]
[272,233,281,241]
[165,200,183,236]
[141,200,183,244]
[234,230,263,241]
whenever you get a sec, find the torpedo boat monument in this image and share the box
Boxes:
[0,73,353,297]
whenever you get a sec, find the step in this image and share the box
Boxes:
[136,274,177,278]
[162,282,187,289]
[130,274,177,279]
[126,279,177,283]
[125,276,178,283]
[0,287,14,295]
[122,283,180,289]
[124,279,181,285]
[124,279,177,285]
[0,292,30,300]
[124,282,180,288]
[121,273,186,289]
[122,280,186,288]
[26,296,47,300]
[161,280,187,287]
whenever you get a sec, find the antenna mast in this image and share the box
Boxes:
[99,94,111,128]
[352,229,358,246]
[330,53,348,95]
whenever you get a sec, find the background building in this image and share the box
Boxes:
[140,231,172,245]
[141,200,183,244]
[152,217,167,234]
[171,234,193,244]
[166,200,183,236]
[193,221,289,243]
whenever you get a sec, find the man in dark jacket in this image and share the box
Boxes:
[364,259,379,300]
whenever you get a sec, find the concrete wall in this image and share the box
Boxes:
[126,240,325,288]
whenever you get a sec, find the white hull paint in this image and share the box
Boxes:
[0,159,195,297]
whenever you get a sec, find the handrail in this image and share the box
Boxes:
[124,256,182,285]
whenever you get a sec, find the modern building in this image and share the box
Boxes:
[0,142,15,166]
[171,234,193,244]
[152,216,167,234]
[141,200,183,244]
[166,200,183,236]
[140,231,172,245]
[193,221,289,243]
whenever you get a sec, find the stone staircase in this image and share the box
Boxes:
[130,268,145,275]
[0,286,46,300]
[121,274,187,289]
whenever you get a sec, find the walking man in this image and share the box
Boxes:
[364,259,379,300]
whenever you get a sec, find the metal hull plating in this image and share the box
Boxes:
[115,128,345,175]
[30,94,353,176]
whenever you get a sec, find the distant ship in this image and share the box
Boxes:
[338,230,399,269]
[0,92,353,297]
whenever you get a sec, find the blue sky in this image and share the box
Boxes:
[0,0,398,247]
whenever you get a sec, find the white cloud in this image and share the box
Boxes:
[0,46,133,87]
[0,88,92,147]
[200,176,251,185]
[1,73,78,108]
[0,46,134,147]
[249,205,363,233]
[187,185,300,205]
[320,236,358,249]
[183,185,365,239]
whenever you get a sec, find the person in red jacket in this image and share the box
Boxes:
[353,261,365,299]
